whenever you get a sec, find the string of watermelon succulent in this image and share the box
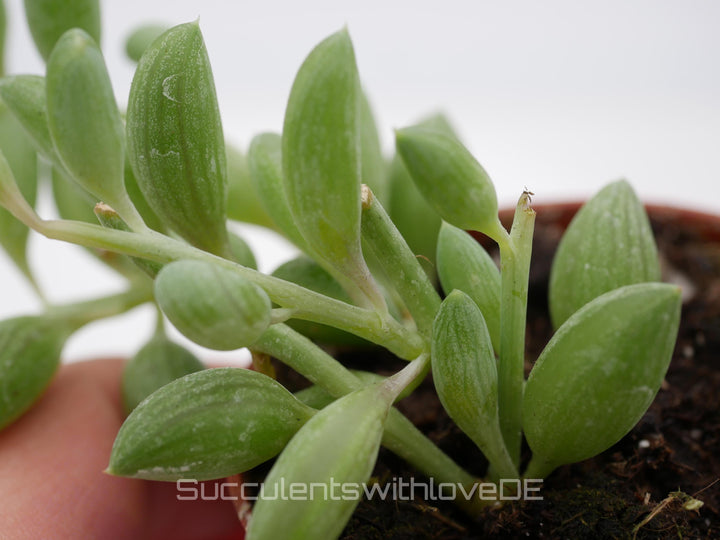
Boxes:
[0,2,680,538]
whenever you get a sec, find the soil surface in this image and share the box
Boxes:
[249,205,720,539]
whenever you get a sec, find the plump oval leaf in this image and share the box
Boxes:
[549,180,661,328]
[154,259,271,350]
[121,336,205,414]
[282,29,367,281]
[395,126,504,240]
[523,283,681,469]
[46,29,126,207]
[432,290,514,477]
[108,367,314,480]
[247,382,392,540]
[0,316,71,430]
[436,222,501,351]
[126,22,229,255]
[24,0,101,61]
[0,101,37,278]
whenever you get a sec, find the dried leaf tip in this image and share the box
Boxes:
[519,190,535,214]
[361,183,373,210]
[94,202,115,214]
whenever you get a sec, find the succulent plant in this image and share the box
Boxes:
[0,3,681,539]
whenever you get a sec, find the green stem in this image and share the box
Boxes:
[482,421,520,482]
[385,352,429,396]
[523,453,558,480]
[153,306,166,338]
[30,219,424,359]
[360,185,441,336]
[497,192,535,468]
[349,257,389,315]
[45,283,153,329]
[252,324,364,396]
[252,324,484,515]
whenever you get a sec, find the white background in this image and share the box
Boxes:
[1,0,718,362]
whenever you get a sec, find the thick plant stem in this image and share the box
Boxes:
[497,192,535,468]
[252,324,362,397]
[360,185,441,336]
[252,324,486,515]
[45,283,153,329]
[18,217,424,359]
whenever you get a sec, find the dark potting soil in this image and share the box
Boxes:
[249,205,720,539]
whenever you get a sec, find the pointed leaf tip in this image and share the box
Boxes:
[549,180,661,328]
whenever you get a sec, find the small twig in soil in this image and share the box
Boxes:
[692,477,719,498]
[632,490,705,539]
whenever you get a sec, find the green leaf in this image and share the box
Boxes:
[124,23,167,63]
[523,283,681,469]
[0,0,6,76]
[387,113,457,273]
[226,144,275,229]
[227,230,258,269]
[51,167,96,222]
[282,29,369,286]
[121,336,205,414]
[273,256,351,304]
[108,367,314,480]
[359,92,386,202]
[247,382,393,540]
[395,126,504,241]
[24,0,101,61]
[431,290,515,478]
[386,156,440,270]
[154,260,271,350]
[0,75,56,162]
[549,180,661,329]
[126,22,229,255]
[436,222,501,351]
[0,101,37,277]
[0,150,36,234]
[46,29,126,209]
[248,132,307,249]
[0,316,71,430]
